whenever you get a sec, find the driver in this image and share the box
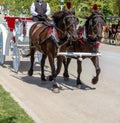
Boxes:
[30,0,51,22]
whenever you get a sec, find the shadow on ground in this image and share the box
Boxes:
[5,60,96,92]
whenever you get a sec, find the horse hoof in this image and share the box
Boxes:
[52,88,60,93]
[28,71,33,76]
[46,76,53,81]
[92,77,98,84]
[46,76,49,81]
[64,77,69,81]
[77,84,81,89]
[41,77,46,81]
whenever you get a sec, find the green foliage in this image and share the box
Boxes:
[46,0,60,14]
[113,0,120,16]
[0,0,120,18]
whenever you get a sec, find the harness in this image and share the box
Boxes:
[39,26,59,47]
[31,22,59,50]
[86,14,105,39]
[31,12,79,52]
[82,30,101,48]
[39,14,78,46]
[79,13,105,48]
[63,15,78,30]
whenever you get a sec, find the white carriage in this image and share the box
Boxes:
[0,16,41,72]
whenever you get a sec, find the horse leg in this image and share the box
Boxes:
[76,60,83,88]
[47,54,56,81]
[91,56,101,84]
[63,57,71,81]
[28,47,36,76]
[41,54,47,81]
[55,55,63,75]
[47,53,60,93]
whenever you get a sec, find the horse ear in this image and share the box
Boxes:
[71,9,75,15]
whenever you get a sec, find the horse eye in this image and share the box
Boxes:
[67,18,71,22]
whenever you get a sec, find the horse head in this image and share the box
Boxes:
[86,12,106,41]
[52,10,79,41]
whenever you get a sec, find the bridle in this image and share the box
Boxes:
[62,14,79,38]
[63,15,78,30]
[87,14,105,40]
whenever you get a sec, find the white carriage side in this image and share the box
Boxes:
[0,16,42,72]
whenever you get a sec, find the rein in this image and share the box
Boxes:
[63,15,78,30]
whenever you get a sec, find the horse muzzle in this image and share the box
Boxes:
[70,34,78,41]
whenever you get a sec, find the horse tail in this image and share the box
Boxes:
[23,23,38,57]
[29,23,38,46]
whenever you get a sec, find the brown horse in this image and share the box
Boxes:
[28,10,79,93]
[56,12,106,89]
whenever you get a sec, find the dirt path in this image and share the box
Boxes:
[0,44,120,123]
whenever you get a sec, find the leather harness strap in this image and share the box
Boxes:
[31,23,43,37]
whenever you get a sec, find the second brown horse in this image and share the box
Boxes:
[56,11,106,89]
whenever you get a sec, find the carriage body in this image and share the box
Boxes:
[0,15,41,72]
[4,16,33,43]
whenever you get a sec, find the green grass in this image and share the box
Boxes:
[0,85,35,123]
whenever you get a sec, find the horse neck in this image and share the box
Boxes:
[55,23,67,40]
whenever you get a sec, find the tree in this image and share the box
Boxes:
[1,0,120,17]
[113,0,120,16]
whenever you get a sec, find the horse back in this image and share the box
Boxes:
[29,22,43,38]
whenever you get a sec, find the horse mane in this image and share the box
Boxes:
[52,10,75,25]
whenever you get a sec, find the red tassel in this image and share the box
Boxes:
[66,2,72,9]
[92,4,98,10]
